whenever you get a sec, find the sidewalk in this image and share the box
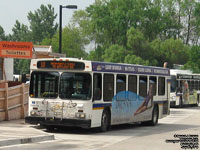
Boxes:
[0,119,54,147]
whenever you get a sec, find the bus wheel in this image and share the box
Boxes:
[179,98,183,108]
[44,125,55,131]
[196,98,199,107]
[149,106,158,126]
[100,110,110,132]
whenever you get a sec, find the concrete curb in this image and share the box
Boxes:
[0,134,55,147]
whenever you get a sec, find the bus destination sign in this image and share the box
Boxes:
[37,61,85,70]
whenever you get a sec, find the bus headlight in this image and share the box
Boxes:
[75,112,86,118]
[170,96,176,101]
[30,109,41,116]
[30,110,38,116]
[31,111,36,115]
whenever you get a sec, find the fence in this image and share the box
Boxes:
[0,81,29,121]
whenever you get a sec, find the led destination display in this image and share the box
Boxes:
[37,61,85,70]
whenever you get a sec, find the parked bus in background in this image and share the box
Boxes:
[170,69,200,107]
[25,58,170,131]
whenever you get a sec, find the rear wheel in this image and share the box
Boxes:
[149,106,158,126]
[196,99,199,107]
[196,96,199,107]
[100,110,110,132]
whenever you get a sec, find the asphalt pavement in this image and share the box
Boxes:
[0,119,54,147]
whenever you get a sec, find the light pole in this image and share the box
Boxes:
[59,5,78,54]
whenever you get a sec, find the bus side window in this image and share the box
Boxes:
[139,76,147,97]
[199,81,200,90]
[149,76,157,96]
[188,81,191,91]
[116,74,126,93]
[103,74,114,102]
[190,81,194,91]
[128,75,137,93]
[158,77,165,95]
[195,81,198,90]
[93,73,102,100]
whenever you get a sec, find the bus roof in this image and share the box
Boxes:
[30,58,170,76]
[170,69,192,76]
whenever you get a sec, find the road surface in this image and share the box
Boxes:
[0,107,199,150]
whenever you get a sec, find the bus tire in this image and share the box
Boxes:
[100,109,110,132]
[196,97,199,107]
[44,125,55,131]
[179,98,183,108]
[149,105,159,126]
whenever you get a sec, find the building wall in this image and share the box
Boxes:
[4,58,13,81]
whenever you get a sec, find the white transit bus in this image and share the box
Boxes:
[25,58,170,131]
[170,69,200,107]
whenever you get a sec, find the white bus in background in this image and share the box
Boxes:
[170,69,200,107]
[25,58,170,131]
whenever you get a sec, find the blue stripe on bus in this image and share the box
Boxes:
[93,103,112,110]
[92,100,167,110]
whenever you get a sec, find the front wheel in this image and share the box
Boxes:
[100,110,110,132]
[179,97,183,108]
[43,125,55,131]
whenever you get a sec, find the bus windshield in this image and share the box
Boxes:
[59,73,91,100]
[170,75,177,92]
[30,71,59,98]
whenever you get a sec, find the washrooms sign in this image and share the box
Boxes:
[0,41,33,59]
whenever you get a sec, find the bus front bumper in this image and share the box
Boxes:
[25,116,91,129]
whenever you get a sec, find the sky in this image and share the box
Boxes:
[0,0,95,35]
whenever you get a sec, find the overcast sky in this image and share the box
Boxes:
[0,0,95,35]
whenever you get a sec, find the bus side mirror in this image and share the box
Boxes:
[93,88,101,101]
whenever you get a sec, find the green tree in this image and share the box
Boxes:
[28,4,58,44]
[0,25,7,41]
[180,0,197,45]
[72,10,92,41]
[87,46,104,61]
[183,46,200,73]
[17,59,31,74]
[102,44,126,63]
[8,20,31,74]
[193,2,200,45]
[158,0,182,40]
[13,59,30,74]
[48,25,88,58]
[124,54,150,66]
[150,38,189,67]
[127,27,149,58]
[86,0,179,47]
[13,59,31,74]
[10,20,31,41]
